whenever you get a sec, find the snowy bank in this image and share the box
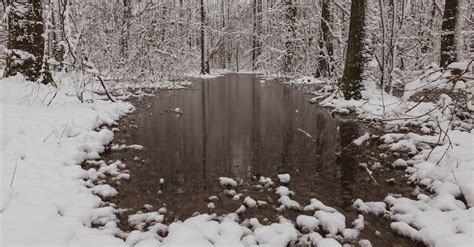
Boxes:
[315,64,473,246]
[0,75,133,246]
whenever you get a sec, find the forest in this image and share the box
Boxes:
[0,0,473,246]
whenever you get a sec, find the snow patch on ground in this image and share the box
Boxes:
[0,74,133,245]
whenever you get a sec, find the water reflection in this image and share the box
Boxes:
[128,75,348,214]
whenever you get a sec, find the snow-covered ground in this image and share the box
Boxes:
[0,74,368,247]
[1,63,472,246]
[312,62,473,246]
[0,75,133,245]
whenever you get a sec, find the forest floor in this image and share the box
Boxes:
[0,63,472,247]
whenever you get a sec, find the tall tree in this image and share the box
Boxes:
[439,0,458,67]
[200,0,209,74]
[252,0,262,71]
[316,0,334,78]
[119,0,131,63]
[283,0,297,74]
[4,0,53,84]
[340,0,368,100]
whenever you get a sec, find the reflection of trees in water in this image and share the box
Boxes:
[137,74,341,196]
[337,120,360,209]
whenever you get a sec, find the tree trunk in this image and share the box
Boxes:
[120,0,131,63]
[283,0,297,74]
[200,0,209,74]
[252,0,262,71]
[340,0,367,100]
[4,0,53,84]
[439,0,458,67]
[316,0,334,78]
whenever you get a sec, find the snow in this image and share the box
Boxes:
[353,132,370,146]
[286,76,324,85]
[243,196,257,208]
[128,212,164,230]
[258,176,274,187]
[392,158,408,168]
[313,62,474,246]
[219,177,238,187]
[317,238,342,247]
[447,61,471,71]
[303,198,337,213]
[277,173,291,183]
[296,215,320,232]
[278,196,301,210]
[92,184,118,198]
[275,186,292,197]
[0,74,133,246]
[352,199,388,216]
[314,211,346,235]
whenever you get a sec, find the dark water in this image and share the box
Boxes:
[107,74,418,246]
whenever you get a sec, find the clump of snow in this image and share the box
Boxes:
[277,173,291,183]
[258,176,274,187]
[392,158,408,168]
[128,212,164,230]
[243,196,257,208]
[353,132,370,146]
[219,177,237,187]
[275,186,293,197]
[304,198,337,213]
[92,184,118,198]
[296,215,320,232]
[207,202,215,209]
[278,196,301,210]
[314,211,346,235]
[352,199,387,216]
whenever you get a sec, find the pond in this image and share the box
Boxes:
[103,73,418,246]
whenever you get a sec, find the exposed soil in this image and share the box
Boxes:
[93,74,425,246]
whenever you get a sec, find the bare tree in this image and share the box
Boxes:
[440,0,459,67]
[4,0,53,84]
[283,0,297,74]
[340,0,368,100]
[316,0,334,78]
[200,0,209,74]
[252,0,262,71]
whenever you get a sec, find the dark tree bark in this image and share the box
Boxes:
[4,0,53,84]
[252,0,262,71]
[439,0,458,67]
[283,0,297,74]
[200,0,209,74]
[340,0,367,100]
[119,0,131,62]
[316,0,334,78]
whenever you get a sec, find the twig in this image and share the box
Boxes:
[46,91,58,106]
[96,76,116,102]
[58,122,69,144]
[43,129,57,143]
[297,128,316,142]
[10,164,18,188]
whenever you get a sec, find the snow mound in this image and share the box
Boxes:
[219,177,238,187]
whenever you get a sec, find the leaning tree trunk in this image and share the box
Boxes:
[316,0,334,78]
[340,0,367,100]
[4,0,53,84]
[439,0,458,67]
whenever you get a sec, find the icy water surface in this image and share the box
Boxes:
[106,74,419,246]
